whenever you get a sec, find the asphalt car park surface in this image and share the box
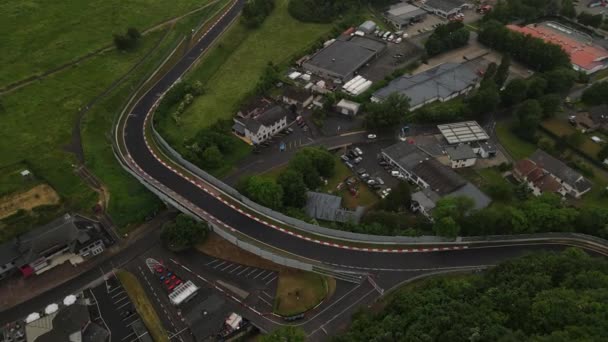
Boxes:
[86,276,146,342]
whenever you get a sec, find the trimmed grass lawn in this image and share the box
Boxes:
[0,162,41,197]
[496,121,536,160]
[274,271,331,317]
[117,270,169,342]
[157,0,332,143]
[0,0,212,87]
[541,118,602,158]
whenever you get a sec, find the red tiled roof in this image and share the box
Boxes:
[533,174,562,193]
[514,159,537,177]
[507,24,608,71]
[527,167,546,182]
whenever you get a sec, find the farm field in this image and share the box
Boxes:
[1,1,228,232]
[0,0,215,88]
[157,0,332,144]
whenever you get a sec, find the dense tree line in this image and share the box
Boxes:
[478,20,571,72]
[430,193,608,238]
[582,81,608,105]
[113,27,141,51]
[153,80,204,125]
[287,0,359,23]
[336,249,608,341]
[364,93,410,130]
[425,22,470,57]
[238,147,335,210]
[160,214,209,252]
[242,0,275,28]
[485,0,565,23]
[183,119,242,171]
[578,11,604,28]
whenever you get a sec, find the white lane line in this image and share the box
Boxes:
[246,268,258,277]
[262,291,273,300]
[265,276,277,285]
[261,272,275,280]
[237,267,250,276]
[252,270,266,280]
[213,261,226,269]
[221,263,235,272]
[116,301,132,310]
[205,259,220,266]
[121,332,136,341]
[229,265,242,274]
[114,295,129,305]
[111,290,126,298]
[258,296,273,307]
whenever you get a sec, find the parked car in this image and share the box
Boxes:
[367,179,376,185]
[391,170,401,177]
[378,160,388,166]
[360,173,370,179]
[357,168,366,175]
[341,155,350,162]
[367,134,377,139]
[376,178,385,185]
[354,157,363,164]
[348,150,358,159]
[354,147,363,156]
[372,183,383,190]
[345,162,354,169]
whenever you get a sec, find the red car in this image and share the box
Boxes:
[155,266,164,273]
[174,279,182,286]
[168,284,176,291]
[164,279,171,285]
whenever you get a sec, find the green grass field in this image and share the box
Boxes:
[495,121,537,160]
[157,0,332,144]
[0,0,215,88]
[322,160,378,208]
[274,271,330,317]
[1,2,227,230]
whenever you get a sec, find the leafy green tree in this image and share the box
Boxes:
[364,93,409,130]
[287,0,358,23]
[468,84,500,118]
[242,0,275,28]
[378,181,411,212]
[581,81,608,105]
[526,77,548,99]
[486,181,514,202]
[538,93,561,118]
[543,67,577,93]
[200,145,223,169]
[515,99,542,141]
[255,61,280,95]
[560,0,577,18]
[241,176,284,210]
[566,131,585,148]
[425,22,470,56]
[578,11,603,28]
[288,153,321,189]
[599,144,608,161]
[495,54,511,88]
[432,196,475,225]
[260,326,306,342]
[161,214,209,252]
[501,78,528,107]
[277,169,307,208]
[433,216,460,238]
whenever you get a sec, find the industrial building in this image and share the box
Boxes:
[381,143,490,216]
[507,22,608,74]
[303,36,387,81]
[304,192,364,223]
[421,0,472,18]
[371,61,484,110]
[384,3,427,29]
[437,121,490,145]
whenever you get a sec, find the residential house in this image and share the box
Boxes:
[445,144,477,168]
[232,105,289,145]
[513,150,593,198]
[0,214,108,280]
[335,99,361,116]
[281,85,313,110]
[574,105,608,132]
[304,192,364,223]
[472,141,497,159]
[372,61,484,110]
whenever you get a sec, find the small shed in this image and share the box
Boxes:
[335,99,361,116]
[358,20,377,34]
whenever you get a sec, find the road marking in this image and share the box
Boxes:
[258,296,273,307]
[126,318,141,327]
[252,270,266,279]
[229,265,242,274]
[261,272,274,280]
[246,268,258,277]
[112,290,126,298]
[206,259,220,266]
[114,295,129,304]
[265,276,277,285]
[213,261,226,269]
[116,301,131,310]
[122,313,137,322]
[262,291,273,300]
[221,263,235,271]
[237,267,250,276]
[122,332,136,341]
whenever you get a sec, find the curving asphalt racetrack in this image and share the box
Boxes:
[121,0,599,272]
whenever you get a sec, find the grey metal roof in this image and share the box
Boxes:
[282,85,312,103]
[304,37,385,79]
[446,182,492,210]
[304,192,363,223]
[424,0,467,13]
[35,304,90,342]
[412,159,466,195]
[372,62,481,108]
[381,143,430,170]
[445,144,476,160]
[358,20,377,33]
[529,149,591,191]
[386,4,427,25]
[438,121,489,144]
[411,188,441,210]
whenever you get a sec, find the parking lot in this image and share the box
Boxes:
[87,276,148,342]
[203,258,278,288]
[359,38,424,82]
[338,138,402,198]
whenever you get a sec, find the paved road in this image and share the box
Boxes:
[118,0,608,273]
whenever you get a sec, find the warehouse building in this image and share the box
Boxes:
[421,0,472,18]
[303,36,386,81]
[384,3,427,29]
[371,61,483,110]
[437,121,490,145]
